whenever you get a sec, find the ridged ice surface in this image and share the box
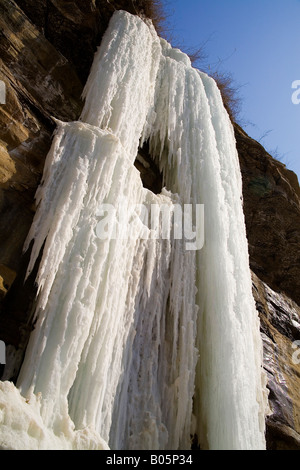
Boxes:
[0,11,268,450]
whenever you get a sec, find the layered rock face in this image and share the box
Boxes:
[235,124,300,449]
[252,273,300,449]
[236,124,300,307]
[0,0,84,374]
[0,0,299,449]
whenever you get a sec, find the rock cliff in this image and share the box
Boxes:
[0,0,299,450]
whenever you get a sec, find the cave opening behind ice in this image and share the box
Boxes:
[134,140,163,195]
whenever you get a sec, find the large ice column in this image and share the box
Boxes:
[0,10,268,450]
[139,36,268,450]
[193,72,268,450]
[80,11,161,157]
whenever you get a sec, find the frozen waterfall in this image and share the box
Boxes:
[0,10,268,450]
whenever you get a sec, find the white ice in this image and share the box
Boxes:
[0,10,268,450]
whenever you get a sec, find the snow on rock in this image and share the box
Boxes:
[0,10,268,450]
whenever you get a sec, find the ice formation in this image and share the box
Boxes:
[0,11,268,450]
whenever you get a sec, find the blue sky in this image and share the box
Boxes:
[164,0,300,180]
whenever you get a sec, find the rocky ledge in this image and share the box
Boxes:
[252,272,300,449]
